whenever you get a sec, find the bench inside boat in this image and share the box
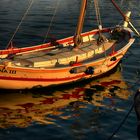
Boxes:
[11,40,115,68]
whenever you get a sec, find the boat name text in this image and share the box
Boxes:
[0,68,16,74]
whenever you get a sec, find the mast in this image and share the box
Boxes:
[73,0,87,48]
[111,0,125,20]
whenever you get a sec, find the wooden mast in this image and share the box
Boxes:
[73,0,87,48]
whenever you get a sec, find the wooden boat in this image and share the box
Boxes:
[0,0,138,89]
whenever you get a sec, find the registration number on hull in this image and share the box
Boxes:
[0,68,16,74]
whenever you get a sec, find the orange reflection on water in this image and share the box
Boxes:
[0,69,132,128]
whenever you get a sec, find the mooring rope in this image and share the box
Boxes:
[107,52,140,140]
[43,0,61,43]
[107,102,134,140]
[107,80,140,140]
[6,0,34,49]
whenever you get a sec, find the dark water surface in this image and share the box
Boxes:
[0,0,140,140]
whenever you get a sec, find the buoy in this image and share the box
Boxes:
[69,66,94,74]
[70,66,87,74]
[85,66,94,75]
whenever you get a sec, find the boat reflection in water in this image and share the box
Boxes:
[0,66,132,129]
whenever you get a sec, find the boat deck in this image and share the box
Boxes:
[0,28,130,69]
[11,39,115,68]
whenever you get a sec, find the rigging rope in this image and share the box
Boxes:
[43,0,60,43]
[6,0,34,49]
[94,0,102,28]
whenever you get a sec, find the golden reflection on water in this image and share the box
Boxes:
[0,69,132,128]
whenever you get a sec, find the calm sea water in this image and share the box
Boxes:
[0,0,140,140]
